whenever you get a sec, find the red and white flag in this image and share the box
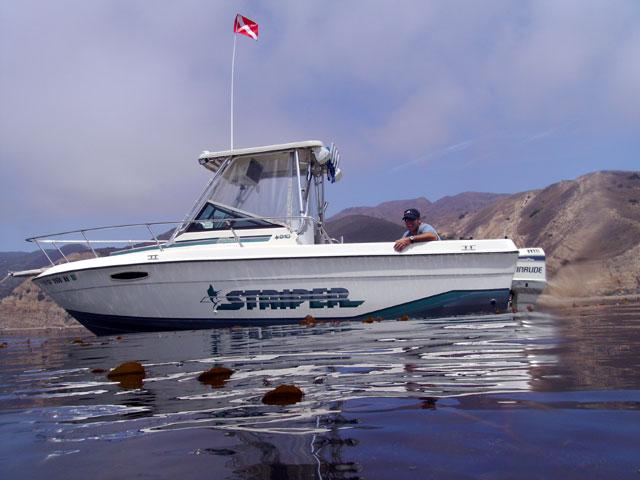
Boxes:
[234,14,258,40]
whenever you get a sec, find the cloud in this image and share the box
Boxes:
[0,0,638,250]
[1,2,230,216]
[606,29,640,124]
[369,0,640,156]
[390,139,475,173]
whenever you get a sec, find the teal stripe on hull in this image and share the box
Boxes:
[363,289,510,319]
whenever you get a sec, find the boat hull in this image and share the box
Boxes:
[33,241,518,335]
[64,288,509,335]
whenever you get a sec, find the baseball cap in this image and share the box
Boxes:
[402,208,420,220]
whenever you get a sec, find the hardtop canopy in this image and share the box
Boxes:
[198,140,325,173]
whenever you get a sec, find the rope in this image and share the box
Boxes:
[0,273,12,286]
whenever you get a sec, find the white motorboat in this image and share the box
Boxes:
[18,141,545,335]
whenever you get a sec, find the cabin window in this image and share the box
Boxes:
[182,148,317,239]
[187,202,279,232]
[198,151,310,231]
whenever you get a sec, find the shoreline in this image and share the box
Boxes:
[538,293,640,310]
[0,325,91,338]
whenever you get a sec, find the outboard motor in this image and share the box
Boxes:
[511,248,547,312]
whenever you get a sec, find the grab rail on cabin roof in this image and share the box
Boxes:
[25,216,334,267]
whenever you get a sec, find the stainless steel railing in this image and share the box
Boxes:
[26,216,335,266]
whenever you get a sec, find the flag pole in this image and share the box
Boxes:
[230,32,237,151]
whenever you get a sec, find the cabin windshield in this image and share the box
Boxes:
[190,149,312,232]
[187,202,279,232]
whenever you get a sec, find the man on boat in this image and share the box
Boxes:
[394,208,439,252]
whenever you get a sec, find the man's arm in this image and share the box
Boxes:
[393,231,438,252]
[412,231,439,243]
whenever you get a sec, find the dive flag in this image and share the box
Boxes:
[234,14,259,40]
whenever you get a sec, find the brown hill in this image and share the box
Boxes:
[426,192,509,226]
[329,197,432,223]
[0,279,78,330]
[446,171,640,296]
[0,247,87,300]
[0,251,95,330]
[325,214,403,243]
[328,192,507,229]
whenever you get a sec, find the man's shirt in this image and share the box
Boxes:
[403,223,440,239]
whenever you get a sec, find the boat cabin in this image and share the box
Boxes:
[170,141,341,246]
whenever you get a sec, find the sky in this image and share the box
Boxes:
[1,0,639,251]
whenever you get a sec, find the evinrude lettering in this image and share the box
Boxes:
[516,266,543,274]
[203,285,364,311]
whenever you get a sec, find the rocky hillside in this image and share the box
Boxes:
[426,192,510,227]
[326,215,403,243]
[447,171,640,296]
[2,251,62,300]
[1,250,100,330]
[0,278,78,329]
[1,245,90,299]
[328,192,508,227]
[329,197,433,223]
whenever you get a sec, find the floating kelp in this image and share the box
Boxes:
[262,384,304,405]
[197,367,234,388]
[299,315,316,327]
[421,397,438,409]
[362,317,382,324]
[107,361,145,389]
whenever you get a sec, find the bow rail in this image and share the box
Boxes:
[26,216,333,267]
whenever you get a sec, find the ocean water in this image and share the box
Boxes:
[1,309,639,479]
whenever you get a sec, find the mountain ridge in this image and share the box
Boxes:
[328,192,508,227]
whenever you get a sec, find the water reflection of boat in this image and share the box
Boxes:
[1,315,563,477]
[19,141,545,334]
